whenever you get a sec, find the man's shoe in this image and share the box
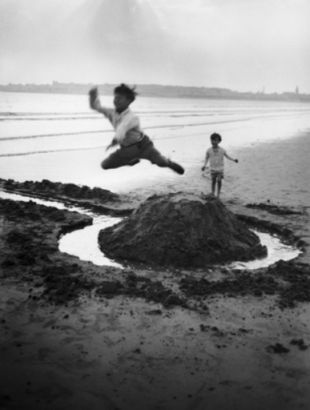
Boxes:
[168,160,185,175]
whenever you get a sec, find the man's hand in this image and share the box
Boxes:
[234,159,239,163]
[201,165,207,171]
[89,87,98,109]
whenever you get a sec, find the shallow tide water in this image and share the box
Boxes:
[1,91,310,203]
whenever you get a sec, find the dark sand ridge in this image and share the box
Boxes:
[0,178,308,308]
[0,178,310,410]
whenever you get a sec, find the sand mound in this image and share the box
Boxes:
[98,193,267,268]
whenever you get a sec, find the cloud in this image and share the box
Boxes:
[0,0,309,92]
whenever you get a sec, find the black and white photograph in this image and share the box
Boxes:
[0,1,310,409]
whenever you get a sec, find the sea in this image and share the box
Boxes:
[1,91,310,205]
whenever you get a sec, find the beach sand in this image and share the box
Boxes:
[0,132,310,410]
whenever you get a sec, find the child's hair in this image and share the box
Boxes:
[210,132,222,142]
[114,83,137,103]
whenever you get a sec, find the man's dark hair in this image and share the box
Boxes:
[210,132,222,142]
[114,83,137,103]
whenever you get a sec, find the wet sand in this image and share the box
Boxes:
[0,132,310,410]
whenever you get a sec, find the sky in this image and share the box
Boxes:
[0,0,309,93]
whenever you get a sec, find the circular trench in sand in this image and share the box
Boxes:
[0,190,301,270]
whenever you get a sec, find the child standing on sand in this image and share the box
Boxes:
[202,133,238,197]
[89,84,184,175]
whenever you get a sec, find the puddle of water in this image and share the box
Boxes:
[0,190,123,268]
[59,215,122,268]
[230,231,300,270]
[0,190,91,215]
[0,190,301,270]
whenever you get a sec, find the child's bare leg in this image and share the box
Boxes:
[217,178,222,197]
[211,177,216,195]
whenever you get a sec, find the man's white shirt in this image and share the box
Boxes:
[94,100,143,146]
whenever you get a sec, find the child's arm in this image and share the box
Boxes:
[201,151,210,171]
[224,152,238,163]
[89,87,116,150]
[89,87,113,118]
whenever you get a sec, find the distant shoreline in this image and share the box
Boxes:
[1,82,309,103]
